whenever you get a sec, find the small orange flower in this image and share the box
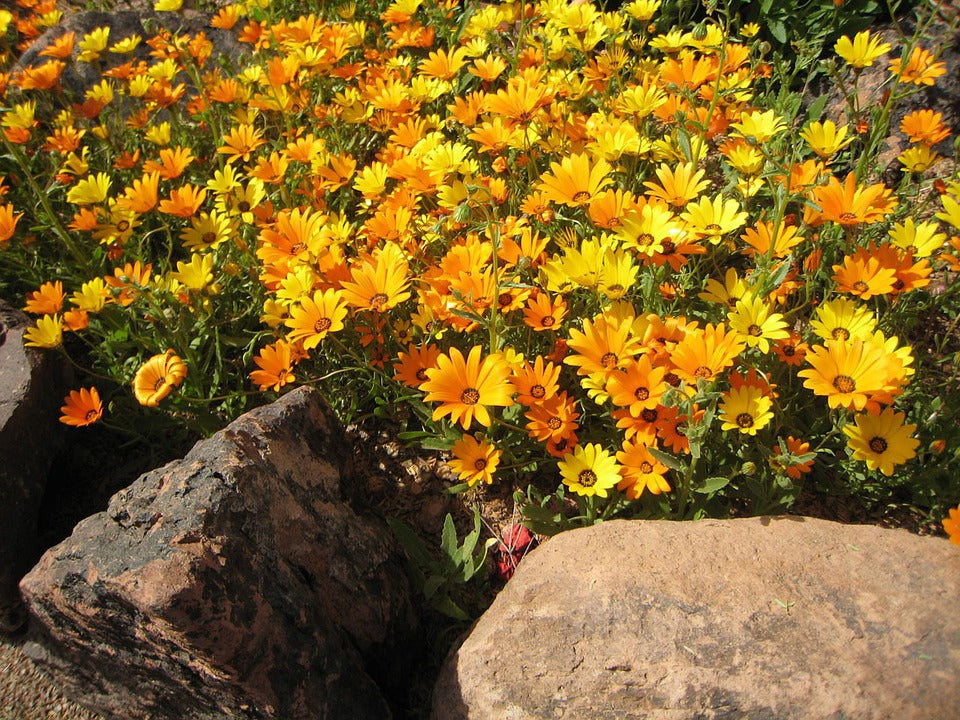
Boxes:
[250,341,296,392]
[133,350,187,407]
[0,203,22,243]
[24,281,65,315]
[421,346,515,429]
[523,292,567,332]
[943,504,960,548]
[393,343,442,389]
[158,184,207,218]
[889,47,946,86]
[60,387,103,427]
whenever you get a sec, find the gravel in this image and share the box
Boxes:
[0,635,104,720]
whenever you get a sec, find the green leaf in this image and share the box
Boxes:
[387,517,436,570]
[440,513,458,561]
[432,594,470,621]
[648,446,684,471]
[769,19,787,44]
[695,476,731,494]
[806,94,828,123]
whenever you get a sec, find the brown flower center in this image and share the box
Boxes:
[639,461,653,474]
[238,201,251,212]
[498,292,513,307]
[531,384,546,399]
[572,190,591,203]
[634,386,650,401]
[85,409,99,421]
[838,211,857,223]
[314,318,332,333]
[547,416,562,430]
[868,436,887,454]
[600,352,618,369]
[705,223,721,233]
[736,412,754,429]
[747,324,763,337]
[415,368,428,381]
[664,372,680,387]
[661,240,676,254]
[832,327,850,341]
[474,458,487,471]
[577,469,597,487]
[641,408,658,423]
[370,292,389,309]
[117,220,130,232]
[782,345,796,356]
[202,231,217,244]
[694,365,712,379]
[291,242,307,254]
[852,280,869,293]
[153,378,166,391]
[461,388,481,405]
[606,283,624,294]
[540,315,556,327]
[832,374,856,393]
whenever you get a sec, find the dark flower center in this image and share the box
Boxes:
[461,388,481,405]
[868,436,888,454]
[578,469,597,487]
[415,368,428,381]
[694,365,712,379]
[634,386,650,401]
[547,416,562,430]
[531,384,546,399]
[540,315,555,327]
[852,280,869,293]
[832,327,850,341]
[600,352,618,369]
[838,211,857,222]
[314,318,332,333]
[474,458,487,471]
[747,324,763,337]
[202,231,217,244]
[736,412,754,428]
[153,378,166,391]
[85,409,99,421]
[833,374,856,393]
[572,190,591,203]
[639,461,653,474]
[370,292,389,309]
[641,408,658,423]
[238,201,251,212]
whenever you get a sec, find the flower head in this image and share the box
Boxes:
[60,387,103,427]
[448,434,502,486]
[835,30,890,69]
[558,443,620,498]
[843,407,919,476]
[133,349,187,407]
[421,346,515,429]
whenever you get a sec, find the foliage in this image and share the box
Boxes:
[0,0,958,544]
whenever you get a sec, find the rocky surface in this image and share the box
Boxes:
[0,301,71,634]
[433,517,960,720]
[20,387,416,720]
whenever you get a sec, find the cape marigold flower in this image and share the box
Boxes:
[284,288,348,351]
[536,152,613,208]
[143,145,195,180]
[643,162,709,208]
[616,439,670,498]
[898,146,939,173]
[727,295,790,354]
[0,203,22,243]
[900,109,951,145]
[808,173,896,226]
[558,443,620,498]
[670,323,745,385]
[159,181,207,217]
[512,355,562,406]
[888,219,945,258]
[834,30,890,69]
[606,356,666,417]
[217,123,265,164]
[843,407,919,476]
[60,387,103,427]
[719,385,774,436]
[66,172,111,205]
[810,298,876,342]
[16,59,65,90]
[525,391,579,442]
[731,110,786,144]
[798,338,891,412]
[24,281,65,315]
[71,277,110,312]
[740,221,803,259]
[133,349,187,407]
[565,313,641,378]
[394,343,442,389]
[448,434,501,487]
[799,120,854,160]
[832,245,897,299]
[772,436,814,479]
[421,346,515,429]
[889,46,946,86]
[250,341,296,392]
[172,253,214,292]
[24,314,63,348]
[340,243,411,313]
[680,194,748,243]
[699,267,748,308]
[943,504,960,548]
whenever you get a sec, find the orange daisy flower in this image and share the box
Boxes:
[832,245,897,299]
[284,289,348,351]
[900,109,951,145]
[340,243,411,313]
[808,173,896,226]
[143,145,195,180]
[447,434,501,487]
[565,314,641,378]
[158,184,207,218]
[512,356,562,406]
[421,346,515,429]
[116,172,160,214]
[889,47,946,86]
[606,356,667,417]
[24,281,65,315]
[133,350,187,407]
[669,323,745,385]
[60,387,103,427]
[217,123,265,164]
[616,439,671,498]
[249,341,296,392]
[643,162,710,208]
[525,391,580,442]
[797,338,892,412]
[393,343,442,389]
[536,152,613,208]
[522,292,567,332]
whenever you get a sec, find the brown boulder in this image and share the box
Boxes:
[20,387,415,720]
[0,301,71,633]
[433,517,960,720]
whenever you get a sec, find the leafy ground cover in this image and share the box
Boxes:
[1,0,960,636]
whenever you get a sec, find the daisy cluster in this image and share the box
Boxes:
[1,0,958,523]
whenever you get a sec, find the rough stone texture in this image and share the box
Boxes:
[0,301,71,634]
[433,517,960,720]
[20,387,415,720]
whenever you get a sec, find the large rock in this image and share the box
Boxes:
[0,301,71,633]
[20,387,415,720]
[433,517,960,720]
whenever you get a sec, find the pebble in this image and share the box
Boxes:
[0,635,104,720]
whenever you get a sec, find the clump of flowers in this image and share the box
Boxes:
[0,0,958,539]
